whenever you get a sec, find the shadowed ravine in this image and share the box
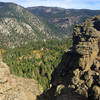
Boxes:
[36,52,87,100]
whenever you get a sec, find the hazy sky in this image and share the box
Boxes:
[0,0,100,9]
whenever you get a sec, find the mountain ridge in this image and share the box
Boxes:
[1,2,100,48]
[0,2,65,48]
[27,6,100,35]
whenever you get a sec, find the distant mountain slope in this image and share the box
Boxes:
[27,6,100,35]
[1,2,100,48]
[0,3,64,48]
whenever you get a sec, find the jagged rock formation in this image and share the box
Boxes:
[70,16,100,100]
[0,54,43,100]
[49,16,100,100]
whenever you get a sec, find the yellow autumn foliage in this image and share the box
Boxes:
[0,49,6,54]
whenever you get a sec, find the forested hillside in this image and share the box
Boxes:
[28,6,100,35]
[1,2,100,48]
[0,2,65,48]
[2,39,72,90]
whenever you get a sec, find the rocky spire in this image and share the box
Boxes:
[51,16,100,100]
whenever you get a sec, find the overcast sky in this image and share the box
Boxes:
[0,0,100,9]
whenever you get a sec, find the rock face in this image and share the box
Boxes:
[50,16,100,100]
[0,54,43,100]
[71,16,100,99]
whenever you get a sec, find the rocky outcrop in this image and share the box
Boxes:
[49,16,100,100]
[0,54,43,100]
[70,16,100,99]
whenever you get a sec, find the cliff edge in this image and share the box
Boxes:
[0,54,43,100]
